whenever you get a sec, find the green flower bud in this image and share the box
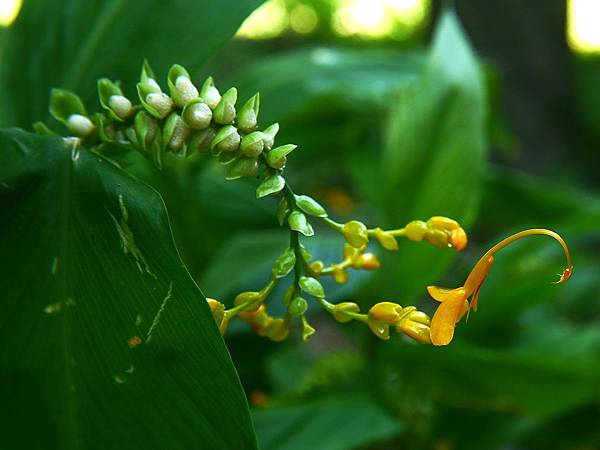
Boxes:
[331,302,360,323]
[49,89,87,126]
[108,95,133,120]
[134,111,159,150]
[283,285,295,306]
[213,87,237,124]
[162,113,191,152]
[262,123,279,150]
[272,247,296,279]
[299,245,312,261]
[182,100,212,130]
[218,150,240,166]
[93,113,116,143]
[144,92,173,119]
[67,114,95,137]
[277,197,290,225]
[295,194,327,218]
[269,156,287,170]
[200,76,221,109]
[97,79,133,121]
[240,131,265,157]
[301,316,316,342]
[168,64,198,107]
[189,128,216,154]
[288,210,314,236]
[237,93,260,133]
[256,175,285,198]
[299,276,325,298]
[266,144,297,168]
[124,126,139,147]
[288,296,308,316]
[342,220,368,248]
[211,125,240,153]
[226,156,260,180]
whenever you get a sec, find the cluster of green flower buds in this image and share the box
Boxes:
[44,61,300,178]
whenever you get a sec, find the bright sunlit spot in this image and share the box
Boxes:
[568,0,600,54]
[0,0,22,27]
[333,0,428,38]
[237,0,289,40]
[237,0,428,40]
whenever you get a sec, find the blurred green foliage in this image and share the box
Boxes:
[1,0,599,449]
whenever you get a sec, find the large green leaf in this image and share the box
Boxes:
[377,8,487,301]
[0,0,263,127]
[0,129,257,449]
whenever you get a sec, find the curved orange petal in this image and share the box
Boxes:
[464,256,494,296]
[430,293,468,346]
[427,286,465,303]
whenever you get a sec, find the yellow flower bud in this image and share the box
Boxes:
[359,253,381,270]
[427,216,460,231]
[332,302,360,323]
[450,227,468,251]
[405,220,428,241]
[397,321,431,344]
[342,220,368,248]
[368,301,402,324]
[367,319,390,340]
[333,267,349,284]
[264,318,289,342]
[424,229,451,248]
[343,243,361,260]
[234,291,262,311]
[309,260,325,275]
[374,228,398,251]
[238,304,266,322]
[408,310,431,326]
[207,298,225,324]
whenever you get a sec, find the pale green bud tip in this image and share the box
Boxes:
[237,94,260,132]
[108,95,133,119]
[145,92,173,118]
[145,78,161,93]
[184,102,212,129]
[263,123,279,150]
[201,77,221,109]
[67,114,95,137]
[174,76,199,106]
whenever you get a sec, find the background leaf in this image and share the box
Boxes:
[376,8,487,301]
[0,129,257,449]
[253,395,403,450]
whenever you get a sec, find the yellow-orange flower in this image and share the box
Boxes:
[428,229,573,346]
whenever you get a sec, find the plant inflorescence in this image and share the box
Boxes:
[38,61,573,346]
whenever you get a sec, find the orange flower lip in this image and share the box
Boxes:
[428,229,573,346]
